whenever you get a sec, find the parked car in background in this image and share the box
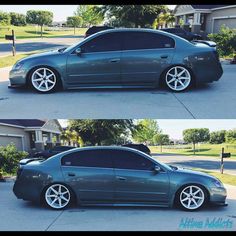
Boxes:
[160,28,202,41]
[9,28,223,93]
[84,26,114,38]
[33,145,76,159]
[122,143,151,155]
[14,146,227,211]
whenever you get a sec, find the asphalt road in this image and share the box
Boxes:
[0,180,235,231]
[0,63,235,119]
[152,154,236,176]
[0,36,83,57]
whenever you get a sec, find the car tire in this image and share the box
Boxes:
[164,66,193,92]
[29,67,60,93]
[43,183,73,210]
[176,184,207,211]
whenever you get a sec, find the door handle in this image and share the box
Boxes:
[68,172,76,177]
[160,55,168,59]
[117,176,126,181]
[110,58,120,63]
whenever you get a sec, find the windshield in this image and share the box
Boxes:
[147,154,172,171]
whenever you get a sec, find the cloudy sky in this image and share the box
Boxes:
[0,5,176,22]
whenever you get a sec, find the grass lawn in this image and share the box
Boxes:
[149,143,236,159]
[0,25,87,41]
[0,50,45,68]
[190,168,236,186]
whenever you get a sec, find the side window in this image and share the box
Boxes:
[124,32,175,50]
[61,150,112,168]
[112,150,154,171]
[81,33,122,53]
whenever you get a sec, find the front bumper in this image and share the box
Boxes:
[209,186,227,206]
[8,69,27,88]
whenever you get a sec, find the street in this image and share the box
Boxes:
[0,63,235,119]
[0,36,83,57]
[0,180,235,231]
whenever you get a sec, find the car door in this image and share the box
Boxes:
[121,31,175,87]
[61,149,115,203]
[112,149,170,205]
[66,32,122,86]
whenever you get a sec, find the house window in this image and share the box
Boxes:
[29,132,36,149]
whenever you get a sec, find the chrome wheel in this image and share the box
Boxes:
[31,67,57,92]
[165,66,191,91]
[45,184,71,209]
[180,185,205,210]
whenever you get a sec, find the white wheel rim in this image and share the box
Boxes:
[180,185,205,210]
[45,184,70,209]
[32,68,56,92]
[166,66,191,91]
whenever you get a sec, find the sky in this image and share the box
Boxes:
[0,5,176,22]
[58,119,236,140]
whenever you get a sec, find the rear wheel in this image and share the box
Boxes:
[164,66,192,92]
[44,183,72,210]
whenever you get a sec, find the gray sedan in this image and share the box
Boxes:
[13,146,227,211]
[9,28,223,93]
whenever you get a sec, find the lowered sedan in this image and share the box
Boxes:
[9,28,223,93]
[13,146,227,211]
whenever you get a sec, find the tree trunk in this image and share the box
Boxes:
[160,144,162,152]
[193,142,196,155]
[74,26,75,35]
[40,25,43,38]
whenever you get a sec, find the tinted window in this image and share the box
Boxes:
[86,26,113,34]
[112,150,154,170]
[61,150,112,168]
[124,32,175,50]
[82,33,122,53]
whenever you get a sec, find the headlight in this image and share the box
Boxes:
[212,179,223,188]
[13,61,24,70]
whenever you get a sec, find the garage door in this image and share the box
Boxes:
[214,18,236,33]
[0,136,23,150]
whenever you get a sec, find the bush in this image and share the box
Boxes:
[208,25,236,57]
[226,129,236,144]
[210,130,226,144]
[0,143,28,175]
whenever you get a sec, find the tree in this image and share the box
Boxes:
[210,130,226,144]
[183,128,210,154]
[66,16,82,34]
[100,5,167,28]
[68,119,134,146]
[225,129,236,144]
[26,10,53,37]
[153,133,170,152]
[0,11,10,26]
[10,12,26,26]
[74,5,104,27]
[154,11,175,29]
[132,119,161,144]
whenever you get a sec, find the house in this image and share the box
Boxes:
[174,5,236,34]
[0,120,62,153]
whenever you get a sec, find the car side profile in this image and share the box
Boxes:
[13,146,227,211]
[9,28,223,93]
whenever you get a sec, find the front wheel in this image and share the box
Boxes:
[30,67,59,93]
[177,185,206,211]
[44,184,72,210]
[164,66,192,92]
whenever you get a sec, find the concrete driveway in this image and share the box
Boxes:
[0,180,235,231]
[0,36,83,57]
[152,154,236,175]
[0,63,235,119]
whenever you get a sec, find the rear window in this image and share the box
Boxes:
[86,26,113,34]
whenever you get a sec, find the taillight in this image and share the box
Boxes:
[16,168,23,179]
[212,50,220,62]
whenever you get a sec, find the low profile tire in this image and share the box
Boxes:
[164,66,192,92]
[44,183,73,210]
[29,67,59,93]
[177,185,206,211]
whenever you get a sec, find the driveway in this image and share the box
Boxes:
[152,153,236,175]
[0,63,235,119]
[0,180,235,231]
[0,36,83,57]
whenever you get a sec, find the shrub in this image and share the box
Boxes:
[208,25,236,57]
[0,143,28,175]
[226,129,236,144]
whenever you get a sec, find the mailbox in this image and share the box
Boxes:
[5,35,15,40]
[222,152,231,158]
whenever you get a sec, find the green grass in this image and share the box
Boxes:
[149,143,236,158]
[191,168,236,186]
[0,25,87,41]
[0,50,44,68]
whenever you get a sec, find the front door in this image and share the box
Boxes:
[66,32,122,87]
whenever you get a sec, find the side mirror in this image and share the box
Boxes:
[75,48,82,56]
[154,165,161,174]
